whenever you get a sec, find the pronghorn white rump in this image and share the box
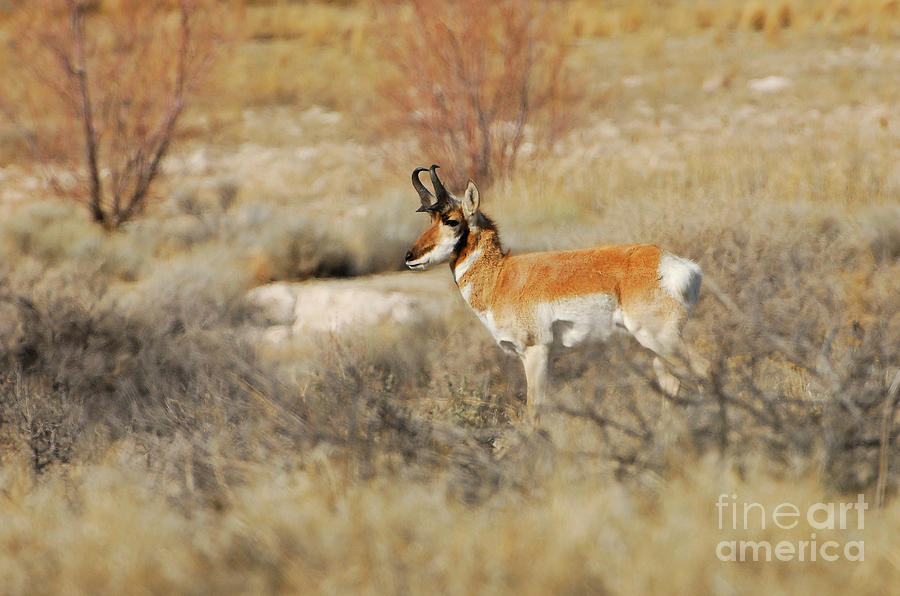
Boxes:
[405,165,704,419]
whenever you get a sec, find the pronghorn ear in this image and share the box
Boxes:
[462,180,480,219]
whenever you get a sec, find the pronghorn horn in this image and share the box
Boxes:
[429,164,451,206]
[412,167,434,210]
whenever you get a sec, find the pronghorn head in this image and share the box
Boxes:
[405,165,480,271]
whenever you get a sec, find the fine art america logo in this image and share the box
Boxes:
[715,494,867,562]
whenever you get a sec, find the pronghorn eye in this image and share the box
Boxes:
[444,219,460,227]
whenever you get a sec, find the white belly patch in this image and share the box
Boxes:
[467,293,622,356]
[538,293,621,350]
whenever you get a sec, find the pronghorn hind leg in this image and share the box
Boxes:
[647,335,710,396]
[625,314,693,396]
[652,356,681,397]
[522,344,550,423]
[650,321,710,391]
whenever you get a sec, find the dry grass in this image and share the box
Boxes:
[2,455,900,595]
[2,1,900,594]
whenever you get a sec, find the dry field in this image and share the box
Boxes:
[1,1,900,594]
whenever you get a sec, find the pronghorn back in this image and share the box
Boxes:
[491,243,699,309]
[405,165,704,419]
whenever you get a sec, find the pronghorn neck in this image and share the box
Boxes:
[450,214,504,310]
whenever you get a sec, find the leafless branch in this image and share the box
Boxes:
[6,0,223,229]
[876,370,900,508]
[378,0,576,186]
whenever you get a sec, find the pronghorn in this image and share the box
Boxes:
[405,165,704,420]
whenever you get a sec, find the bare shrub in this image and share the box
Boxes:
[633,218,899,491]
[376,0,577,186]
[1,0,224,229]
[1,204,897,504]
[1,368,75,473]
[0,264,259,473]
[0,255,504,496]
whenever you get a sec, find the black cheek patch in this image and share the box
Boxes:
[452,227,469,255]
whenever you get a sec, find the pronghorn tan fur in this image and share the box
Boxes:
[405,165,704,420]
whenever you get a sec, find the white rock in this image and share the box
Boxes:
[748,76,792,93]
[292,287,423,334]
[247,283,298,326]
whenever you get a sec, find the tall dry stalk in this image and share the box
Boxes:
[876,370,900,508]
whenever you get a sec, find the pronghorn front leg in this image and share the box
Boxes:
[522,344,550,422]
